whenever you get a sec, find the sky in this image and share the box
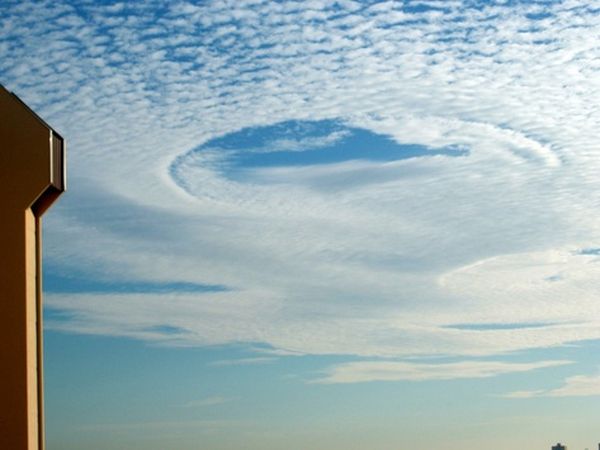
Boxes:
[2,0,600,449]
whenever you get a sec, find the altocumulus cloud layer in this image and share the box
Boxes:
[2,0,600,382]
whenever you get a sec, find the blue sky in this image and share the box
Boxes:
[2,0,600,449]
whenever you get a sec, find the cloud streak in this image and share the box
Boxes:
[314,360,572,384]
[505,374,600,398]
[208,357,276,367]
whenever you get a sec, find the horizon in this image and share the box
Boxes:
[2,0,600,449]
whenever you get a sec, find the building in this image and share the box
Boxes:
[0,84,66,449]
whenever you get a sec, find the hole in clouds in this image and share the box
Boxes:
[172,119,468,183]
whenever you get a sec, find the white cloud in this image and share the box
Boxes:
[505,373,600,398]
[45,290,600,358]
[503,390,547,399]
[2,0,600,364]
[314,360,572,384]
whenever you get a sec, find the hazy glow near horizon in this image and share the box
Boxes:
[2,0,600,449]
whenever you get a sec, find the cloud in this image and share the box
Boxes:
[505,373,600,398]
[44,289,600,358]
[314,360,572,384]
[2,0,600,366]
[208,357,276,367]
[180,396,237,408]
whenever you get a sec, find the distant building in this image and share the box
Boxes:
[552,443,566,450]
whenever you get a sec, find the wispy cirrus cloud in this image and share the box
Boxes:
[208,357,276,367]
[505,373,600,398]
[314,360,572,384]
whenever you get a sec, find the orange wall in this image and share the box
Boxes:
[0,86,65,450]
